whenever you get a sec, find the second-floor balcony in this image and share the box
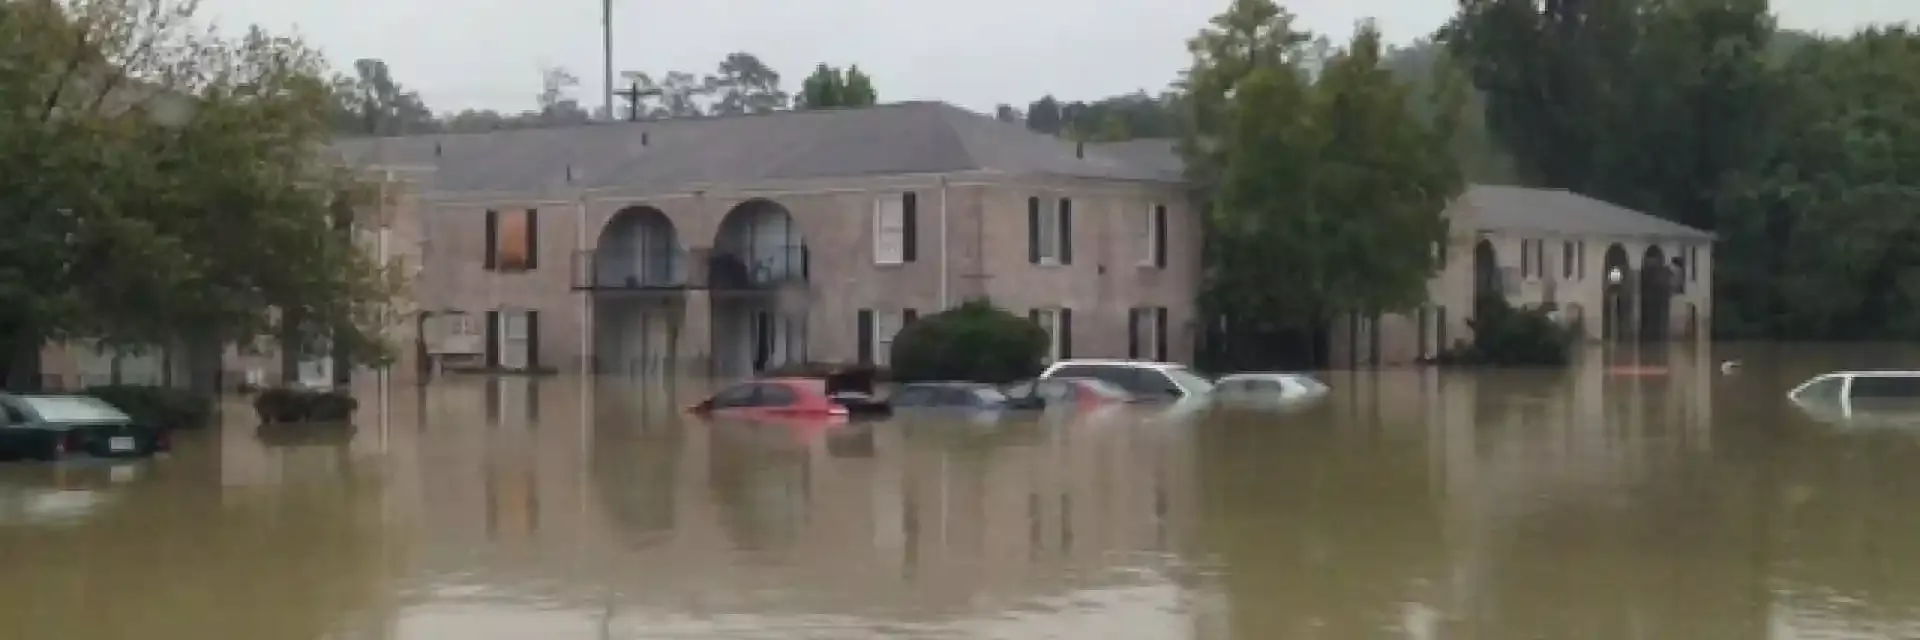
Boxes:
[572,248,687,291]
[571,245,807,292]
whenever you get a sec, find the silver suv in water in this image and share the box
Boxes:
[1037,359,1214,402]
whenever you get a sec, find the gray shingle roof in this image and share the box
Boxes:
[1460,185,1712,240]
[1085,138,1186,181]
[1089,137,1713,240]
[330,101,1178,195]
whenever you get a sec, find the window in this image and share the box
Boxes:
[1688,245,1699,282]
[1029,307,1072,361]
[756,384,799,407]
[503,311,530,340]
[1847,376,1920,400]
[1161,366,1213,395]
[1051,365,1147,397]
[710,383,759,408]
[1142,204,1168,267]
[857,308,916,365]
[1028,196,1072,265]
[1791,375,1845,406]
[1128,307,1168,361]
[1519,239,1548,279]
[1577,241,1587,279]
[1563,241,1576,279]
[872,193,917,265]
[20,396,127,423]
[484,208,538,271]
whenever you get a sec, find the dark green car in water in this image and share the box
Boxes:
[0,394,171,461]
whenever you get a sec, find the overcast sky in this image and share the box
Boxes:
[197,0,1912,116]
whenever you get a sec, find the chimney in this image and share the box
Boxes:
[1075,140,1084,159]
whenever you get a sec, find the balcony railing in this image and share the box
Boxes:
[571,244,808,291]
[571,248,687,290]
[705,244,808,290]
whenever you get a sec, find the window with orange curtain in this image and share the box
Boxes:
[496,209,529,270]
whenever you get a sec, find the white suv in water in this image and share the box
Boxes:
[1037,360,1214,401]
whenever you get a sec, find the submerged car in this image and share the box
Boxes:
[0,393,171,461]
[1210,372,1331,407]
[688,368,893,423]
[888,382,1016,411]
[1788,370,1920,425]
[1000,377,1136,410]
[1037,360,1214,402]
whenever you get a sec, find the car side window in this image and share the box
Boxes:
[1,402,29,424]
[755,384,799,407]
[711,384,759,408]
[1137,371,1184,397]
[1793,376,1845,406]
[1084,368,1145,395]
[1849,376,1920,400]
[1048,366,1098,380]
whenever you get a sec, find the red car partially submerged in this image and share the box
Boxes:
[687,366,892,423]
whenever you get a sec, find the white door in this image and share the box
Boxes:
[500,311,530,370]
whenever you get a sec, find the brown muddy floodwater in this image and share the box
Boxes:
[3,344,1920,639]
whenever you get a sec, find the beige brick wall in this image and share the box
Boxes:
[413,171,1203,375]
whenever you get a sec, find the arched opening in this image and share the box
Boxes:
[1639,246,1672,341]
[595,206,682,288]
[591,206,685,376]
[1472,238,1501,313]
[711,199,810,377]
[1601,244,1632,342]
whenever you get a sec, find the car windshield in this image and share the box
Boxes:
[20,396,129,423]
[1162,366,1214,394]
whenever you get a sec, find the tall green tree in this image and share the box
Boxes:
[1444,0,1773,228]
[705,52,787,115]
[795,63,877,109]
[1716,28,1920,339]
[0,0,397,387]
[329,58,438,136]
[1021,91,1183,142]
[1180,0,1463,367]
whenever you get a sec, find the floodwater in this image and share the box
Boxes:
[3,344,1920,639]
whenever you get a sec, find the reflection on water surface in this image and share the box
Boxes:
[1,344,1919,639]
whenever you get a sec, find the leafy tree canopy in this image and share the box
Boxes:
[0,0,398,386]
[1177,0,1464,353]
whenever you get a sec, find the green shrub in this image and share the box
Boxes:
[889,300,1049,384]
[1438,293,1578,366]
[253,387,359,424]
[86,385,214,430]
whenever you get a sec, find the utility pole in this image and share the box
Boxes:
[602,0,614,120]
